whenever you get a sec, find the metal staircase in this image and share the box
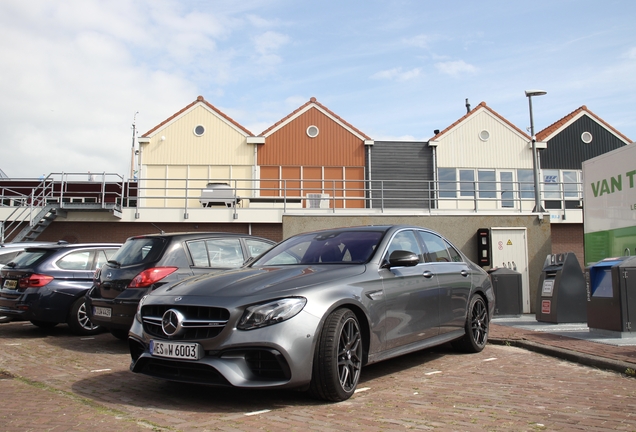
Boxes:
[1,173,125,243]
[13,205,67,242]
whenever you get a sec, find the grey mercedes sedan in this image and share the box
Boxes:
[128,225,495,401]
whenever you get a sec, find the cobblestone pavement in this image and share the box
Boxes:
[1,320,636,431]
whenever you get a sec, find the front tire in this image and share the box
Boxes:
[452,295,489,353]
[67,297,102,336]
[309,308,362,402]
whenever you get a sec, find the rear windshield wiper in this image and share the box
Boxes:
[107,259,121,268]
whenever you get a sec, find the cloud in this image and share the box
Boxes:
[625,47,636,60]
[402,34,435,49]
[370,67,422,82]
[434,60,478,77]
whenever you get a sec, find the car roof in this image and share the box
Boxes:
[126,232,272,241]
[0,241,60,248]
[22,243,121,251]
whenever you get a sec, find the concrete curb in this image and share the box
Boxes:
[489,338,636,377]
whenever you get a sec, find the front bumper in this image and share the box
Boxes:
[128,309,321,390]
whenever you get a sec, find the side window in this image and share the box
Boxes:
[418,231,451,263]
[444,240,463,262]
[245,239,273,257]
[187,240,210,267]
[95,250,109,270]
[385,230,422,262]
[57,250,94,270]
[205,238,244,267]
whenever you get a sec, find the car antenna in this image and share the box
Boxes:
[151,223,165,234]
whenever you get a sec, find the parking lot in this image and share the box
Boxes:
[1,320,635,431]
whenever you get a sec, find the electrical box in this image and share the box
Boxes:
[477,228,491,267]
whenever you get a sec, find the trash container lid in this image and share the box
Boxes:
[487,267,521,275]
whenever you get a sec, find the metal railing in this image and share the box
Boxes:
[1,172,125,242]
[1,174,584,218]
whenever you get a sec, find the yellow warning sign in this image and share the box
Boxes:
[507,239,513,245]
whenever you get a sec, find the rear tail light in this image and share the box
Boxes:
[19,274,54,288]
[128,267,178,288]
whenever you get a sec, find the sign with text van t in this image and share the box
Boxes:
[583,144,636,264]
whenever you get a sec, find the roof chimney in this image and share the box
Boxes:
[465,98,471,113]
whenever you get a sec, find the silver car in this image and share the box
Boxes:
[128,225,495,401]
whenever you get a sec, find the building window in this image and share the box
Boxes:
[517,169,534,199]
[459,169,475,197]
[438,168,456,198]
[500,171,514,208]
[581,131,593,144]
[194,125,205,136]
[307,125,319,138]
[478,170,496,198]
[479,130,490,141]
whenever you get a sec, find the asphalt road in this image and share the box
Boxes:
[1,320,635,431]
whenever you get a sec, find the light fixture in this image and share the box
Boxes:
[525,89,547,213]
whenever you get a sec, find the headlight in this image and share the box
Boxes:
[135,295,148,323]
[238,297,307,330]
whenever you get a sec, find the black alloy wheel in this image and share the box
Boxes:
[452,295,489,353]
[310,308,363,402]
[67,297,101,336]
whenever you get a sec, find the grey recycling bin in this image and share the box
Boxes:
[488,267,522,316]
[535,252,587,323]
[585,256,636,335]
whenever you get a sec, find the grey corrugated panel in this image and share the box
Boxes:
[369,141,434,209]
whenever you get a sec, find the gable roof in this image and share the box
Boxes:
[430,101,530,141]
[259,97,372,140]
[536,105,632,144]
[141,95,255,137]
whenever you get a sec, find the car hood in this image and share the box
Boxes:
[151,264,367,298]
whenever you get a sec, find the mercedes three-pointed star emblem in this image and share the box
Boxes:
[161,309,185,337]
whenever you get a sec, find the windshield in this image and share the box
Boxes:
[110,237,166,266]
[253,230,384,266]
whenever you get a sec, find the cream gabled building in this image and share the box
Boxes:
[430,102,536,212]
[137,96,258,210]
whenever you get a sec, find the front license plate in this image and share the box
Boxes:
[93,306,111,318]
[150,340,202,360]
[3,279,17,289]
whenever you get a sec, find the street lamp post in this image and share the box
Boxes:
[525,89,547,213]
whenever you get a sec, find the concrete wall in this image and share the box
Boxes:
[282,214,551,313]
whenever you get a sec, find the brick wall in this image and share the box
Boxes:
[34,222,283,244]
[550,223,585,269]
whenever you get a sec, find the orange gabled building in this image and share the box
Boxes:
[256,97,373,208]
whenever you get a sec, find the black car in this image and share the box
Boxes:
[86,232,276,339]
[0,242,121,334]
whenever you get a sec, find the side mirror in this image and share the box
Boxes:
[383,250,419,268]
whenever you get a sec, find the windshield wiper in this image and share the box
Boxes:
[107,259,121,268]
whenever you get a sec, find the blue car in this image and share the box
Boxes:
[0,242,121,334]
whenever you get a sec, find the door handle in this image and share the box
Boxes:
[422,270,434,278]
[460,270,469,277]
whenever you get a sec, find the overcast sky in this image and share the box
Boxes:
[1,0,634,179]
